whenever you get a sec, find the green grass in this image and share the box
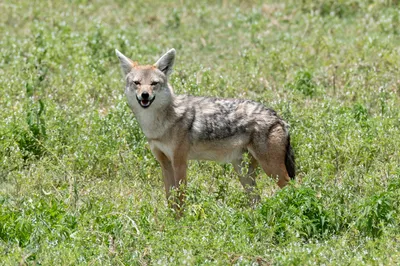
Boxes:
[1,0,400,264]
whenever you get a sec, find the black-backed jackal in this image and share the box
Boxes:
[116,49,295,211]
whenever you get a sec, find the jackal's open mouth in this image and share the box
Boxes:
[136,95,155,108]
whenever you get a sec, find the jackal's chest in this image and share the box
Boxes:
[149,140,175,162]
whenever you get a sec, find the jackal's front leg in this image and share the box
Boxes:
[152,148,175,201]
[172,156,188,213]
[170,142,190,214]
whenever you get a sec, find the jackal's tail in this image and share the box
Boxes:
[285,135,295,179]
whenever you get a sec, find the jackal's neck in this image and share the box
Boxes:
[167,82,175,95]
[136,105,175,139]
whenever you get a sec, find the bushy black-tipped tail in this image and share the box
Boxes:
[285,135,295,179]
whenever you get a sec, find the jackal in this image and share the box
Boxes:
[116,48,295,209]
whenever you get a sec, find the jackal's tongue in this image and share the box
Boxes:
[141,100,150,106]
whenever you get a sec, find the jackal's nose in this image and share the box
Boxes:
[141,92,150,99]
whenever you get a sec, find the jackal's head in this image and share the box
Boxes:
[116,49,175,110]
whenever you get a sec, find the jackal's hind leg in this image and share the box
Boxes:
[249,125,290,188]
[233,154,260,203]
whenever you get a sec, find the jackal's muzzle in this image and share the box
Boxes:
[136,93,155,108]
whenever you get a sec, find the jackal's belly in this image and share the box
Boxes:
[188,143,244,163]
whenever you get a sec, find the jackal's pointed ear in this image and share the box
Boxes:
[116,49,134,76]
[155,49,176,77]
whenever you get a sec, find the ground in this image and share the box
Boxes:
[0,0,400,265]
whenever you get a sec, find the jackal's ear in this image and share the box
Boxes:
[155,49,176,77]
[115,49,134,76]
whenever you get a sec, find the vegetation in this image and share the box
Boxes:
[1,0,400,264]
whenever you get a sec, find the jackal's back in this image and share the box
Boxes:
[174,95,285,142]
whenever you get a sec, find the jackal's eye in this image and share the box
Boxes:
[151,81,159,86]
[133,81,140,85]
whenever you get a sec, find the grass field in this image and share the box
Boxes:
[1,0,400,264]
